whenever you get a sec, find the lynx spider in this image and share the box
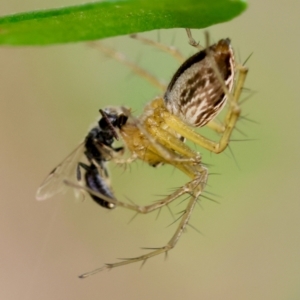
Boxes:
[72,29,249,277]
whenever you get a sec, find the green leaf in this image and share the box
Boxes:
[0,0,247,46]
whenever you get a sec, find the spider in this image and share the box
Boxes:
[36,29,249,278]
[74,29,249,277]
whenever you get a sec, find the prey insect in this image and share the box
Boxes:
[36,109,128,209]
[72,30,249,277]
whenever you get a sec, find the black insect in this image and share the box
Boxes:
[36,109,128,209]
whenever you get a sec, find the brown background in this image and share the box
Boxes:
[1,0,299,299]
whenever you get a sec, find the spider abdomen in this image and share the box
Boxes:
[164,39,235,128]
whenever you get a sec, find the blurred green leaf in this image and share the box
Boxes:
[0,0,247,46]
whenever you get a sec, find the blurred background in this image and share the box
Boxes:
[0,0,299,299]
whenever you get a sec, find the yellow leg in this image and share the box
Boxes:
[163,66,248,154]
[130,33,185,63]
[76,164,207,277]
[88,42,166,92]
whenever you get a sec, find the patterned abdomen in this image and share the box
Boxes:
[164,39,235,127]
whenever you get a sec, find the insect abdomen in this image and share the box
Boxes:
[85,165,116,209]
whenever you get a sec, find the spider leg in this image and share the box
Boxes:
[88,42,166,92]
[65,161,205,214]
[121,103,202,165]
[78,165,208,277]
[185,28,204,50]
[130,33,185,63]
[112,154,138,166]
[206,119,225,133]
[162,65,248,154]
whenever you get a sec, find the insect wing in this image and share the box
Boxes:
[36,142,85,201]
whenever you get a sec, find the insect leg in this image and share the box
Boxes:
[76,162,90,181]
